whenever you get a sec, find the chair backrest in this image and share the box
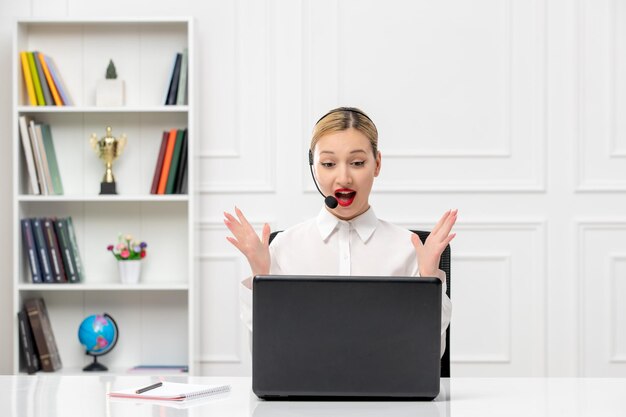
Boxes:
[268,229,451,378]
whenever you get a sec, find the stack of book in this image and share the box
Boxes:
[19,51,73,106]
[17,297,62,374]
[21,217,84,284]
[18,116,63,196]
[164,48,188,105]
[151,128,188,194]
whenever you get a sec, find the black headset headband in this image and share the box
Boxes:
[315,107,374,125]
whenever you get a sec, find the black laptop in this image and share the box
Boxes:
[252,275,442,400]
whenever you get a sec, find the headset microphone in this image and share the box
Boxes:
[308,150,338,209]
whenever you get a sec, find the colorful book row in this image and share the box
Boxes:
[18,298,62,373]
[151,128,188,194]
[164,48,188,106]
[19,51,73,106]
[21,217,84,284]
[18,116,63,196]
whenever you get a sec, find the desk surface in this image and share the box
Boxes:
[1,375,625,417]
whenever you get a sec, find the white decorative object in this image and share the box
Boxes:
[96,59,125,106]
[118,260,141,284]
[96,79,125,107]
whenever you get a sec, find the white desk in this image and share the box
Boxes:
[2,375,625,417]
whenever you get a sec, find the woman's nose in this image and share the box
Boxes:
[336,164,352,185]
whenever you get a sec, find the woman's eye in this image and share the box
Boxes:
[320,162,335,168]
[352,161,365,167]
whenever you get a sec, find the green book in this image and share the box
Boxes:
[176,48,188,105]
[39,124,63,195]
[165,129,185,194]
[65,217,84,282]
[27,52,45,106]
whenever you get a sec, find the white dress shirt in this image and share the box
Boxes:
[239,206,452,357]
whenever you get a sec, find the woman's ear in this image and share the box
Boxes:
[374,151,382,177]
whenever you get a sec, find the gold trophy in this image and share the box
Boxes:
[90,126,127,194]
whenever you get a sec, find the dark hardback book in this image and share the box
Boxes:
[180,159,188,194]
[166,53,182,105]
[65,217,84,282]
[174,129,188,194]
[150,131,169,194]
[165,129,185,194]
[53,218,78,283]
[31,218,53,283]
[42,218,66,283]
[24,298,62,372]
[21,218,42,283]
[17,310,41,374]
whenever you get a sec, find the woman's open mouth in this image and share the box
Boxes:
[334,188,356,207]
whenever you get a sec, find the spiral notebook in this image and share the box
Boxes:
[108,381,230,402]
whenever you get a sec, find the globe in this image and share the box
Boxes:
[78,313,119,372]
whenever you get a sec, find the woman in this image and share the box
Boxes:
[224,107,456,356]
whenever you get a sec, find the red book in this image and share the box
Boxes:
[150,131,169,194]
[157,129,178,194]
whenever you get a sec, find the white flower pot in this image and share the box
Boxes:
[96,79,125,107]
[118,260,141,284]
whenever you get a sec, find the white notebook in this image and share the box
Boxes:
[108,381,230,402]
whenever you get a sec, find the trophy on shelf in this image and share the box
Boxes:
[90,126,127,195]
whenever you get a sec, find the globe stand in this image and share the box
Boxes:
[83,354,108,372]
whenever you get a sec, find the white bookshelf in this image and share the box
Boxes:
[11,18,196,375]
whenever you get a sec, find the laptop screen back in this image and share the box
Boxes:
[252,275,442,399]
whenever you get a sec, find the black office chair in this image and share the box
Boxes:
[268,229,451,378]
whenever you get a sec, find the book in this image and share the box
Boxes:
[24,298,62,372]
[21,218,42,283]
[150,131,168,194]
[174,129,188,194]
[31,219,53,283]
[176,48,188,105]
[34,124,54,194]
[28,119,48,195]
[65,217,84,282]
[157,129,177,194]
[27,52,45,106]
[19,52,37,105]
[44,55,73,106]
[53,218,78,283]
[38,52,63,106]
[40,124,63,195]
[108,381,230,402]
[42,218,67,283]
[33,51,53,106]
[165,129,185,194]
[166,53,182,105]
[17,310,41,374]
[18,116,40,194]
[128,365,189,373]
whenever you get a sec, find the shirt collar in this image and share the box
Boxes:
[316,206,378,243]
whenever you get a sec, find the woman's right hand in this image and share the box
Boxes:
[224,207,271,277]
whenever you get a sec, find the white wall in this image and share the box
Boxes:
[1,0,625,377]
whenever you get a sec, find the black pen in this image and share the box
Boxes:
[135,381,163,394]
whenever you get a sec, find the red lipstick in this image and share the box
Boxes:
[334,188,356,207]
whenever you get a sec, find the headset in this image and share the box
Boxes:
[308,107,376,209]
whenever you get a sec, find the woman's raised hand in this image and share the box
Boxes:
[224,207,271,277]
[411,209,457,279]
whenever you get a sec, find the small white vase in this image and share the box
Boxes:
[96,79,125,106]
[118,260,141,284]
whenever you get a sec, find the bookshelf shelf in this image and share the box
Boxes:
[18,195,189,203]
[12,18,195,376]
[17,283,189,291]
[17,106,189,114]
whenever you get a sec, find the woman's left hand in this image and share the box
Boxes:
[411,209,457,279]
